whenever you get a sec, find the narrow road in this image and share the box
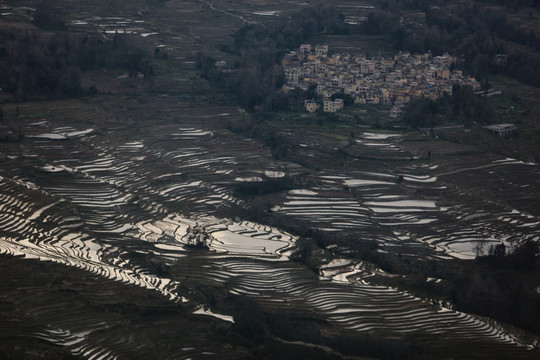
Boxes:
[198,0,249,24]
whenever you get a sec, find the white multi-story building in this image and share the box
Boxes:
[284,67,299,83]
[323,98,344,112]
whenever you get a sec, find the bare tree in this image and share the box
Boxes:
[473,239,486,258]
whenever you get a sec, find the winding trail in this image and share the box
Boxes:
[198,0,249,24]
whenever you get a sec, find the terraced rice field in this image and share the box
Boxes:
[0,97,539,358]
[0,0,539,358]
[271,131,540,261]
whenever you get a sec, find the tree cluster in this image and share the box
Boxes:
[197,5,350,111]
[476,0,540,9]
[361,1,540,87]
[381,239,540,335]
[33,1,66,30]
[402,85,493,129]
[234,177,295,199]
[479,240,539,271]
[455,241,540,333]
[0,28,153,99]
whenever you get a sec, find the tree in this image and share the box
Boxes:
[509,240,539,270]
[330,91,354,105]
[263,92,289,113]
[195,51,216,78]
[59,67,81,96]
[34,1,66,30]
[493,243,506,258]
[473,240,486,258]
[402,98,438,128]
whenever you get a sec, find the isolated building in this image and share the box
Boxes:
[389,105,403,118]
[304,99,319,112]
[299,44,312,54]
[323,98,344,112]
[315,44,328,57]
[484,123,517,136]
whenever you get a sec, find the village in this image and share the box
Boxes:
[282,44,480,117]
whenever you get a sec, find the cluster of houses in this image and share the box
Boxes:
[282,44,480,116]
